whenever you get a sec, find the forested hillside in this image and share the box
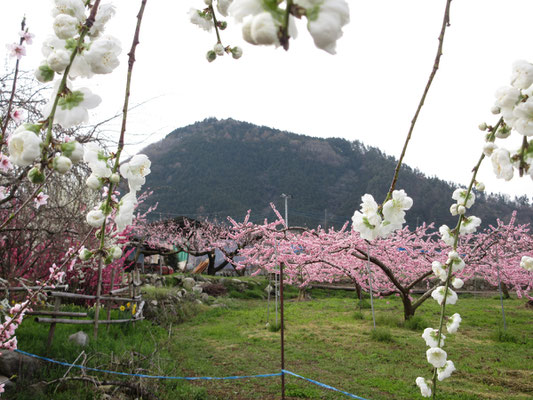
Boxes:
[141,118,533,228]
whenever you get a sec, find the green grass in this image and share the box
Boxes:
[11,290,533,399]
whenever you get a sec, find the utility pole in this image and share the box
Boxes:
[280,193,292,228]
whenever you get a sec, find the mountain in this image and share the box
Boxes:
[139,118,533,229]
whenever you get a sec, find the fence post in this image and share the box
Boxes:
[46,296,62,354]
[280,262,285,400]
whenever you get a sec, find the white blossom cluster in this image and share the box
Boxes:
[351,189,413,241]
[482,60,533,181]
[189,0,243,62]
[416,312,461,397]
[7,0,120,182]
[84,147,151,234]
[438,188,481,248]
[190,0,349,55]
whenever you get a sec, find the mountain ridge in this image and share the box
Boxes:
[140,118,533,229]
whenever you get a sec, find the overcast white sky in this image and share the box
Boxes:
[1,0,532,200]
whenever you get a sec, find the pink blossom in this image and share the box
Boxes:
[19,30,34,45]
[6,43,26,59]
[34,193,49,209]
[0,186,8,201]
[10,108,24,123]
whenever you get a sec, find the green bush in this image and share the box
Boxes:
[370,327,394,343]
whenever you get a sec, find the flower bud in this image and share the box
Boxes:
[475,182,485,191]
[86,173,102,190]
[206,50,217,62]
[61,141,83,163]
[109,173,120,184]
[490,105,500,115]
[457,205,466,215]
[203,0,212,5]
[231,46,243,59]
[218,21,227,30]
[449,204,458,216]
[214,43,225,56]
[110,246,122,260]
[35,63,54,83]
[53,155,72,174]
[478,122,487,131]
[495,126,511,139]
[28,166,45,184]
[79,247,93,261]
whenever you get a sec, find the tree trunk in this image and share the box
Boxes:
[297,287,307,301]
[501,282,510,299]
[206,252,216,275]
[400,292,415,320]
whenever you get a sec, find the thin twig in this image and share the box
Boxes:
[384,0,453,204]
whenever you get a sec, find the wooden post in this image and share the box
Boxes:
[106,269,116,331]
[46,296,62,354]
[93,258,104,339]
[280,262,285,400]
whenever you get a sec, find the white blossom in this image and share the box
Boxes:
[86,208,105,228]
[53,155,72,173]
[482,143,497,157]
[422,328,445,348]
[189,8,214,31]
[115,192,137,232]
[52,0,87,23]
[43,81,102,128]
[431,286,458,306]
[438,225,455,247]
[250,12,279,46]
[119,154,151,192]
[8,129,42,167]
[447,251,465,273]
[451,188,475,208]
[415,377,432,398]
[217,0,233,17]
[520,256,533,272]
[432,261,448,282]
[437,360,456,381]
[491,148,514,181]
[47,49,71,72]
[512,99,533,136]
[426,347,447,368]
[84,35,121,74]
[451,277,464,289]
[296,0,350,54]
[90,2,116,37]
[352,194,382,241]
[53,13,79,39]
[459,215,481,235]
[84,143,112,178]
[446,313,462,334]
[229,0,263,22]
[382,189,413,225]
[494,86,520,124]
[510,60,533,90]
[86,173,102,190]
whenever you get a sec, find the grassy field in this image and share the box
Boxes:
[12,283,533,400]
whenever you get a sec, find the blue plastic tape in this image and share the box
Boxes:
[282,369,370,400]
[14,349,282,380]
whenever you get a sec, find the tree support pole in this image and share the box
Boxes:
[280,262,285,400]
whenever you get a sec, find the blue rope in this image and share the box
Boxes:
[14,350,371,399]
[13,349,282,380]
[282,369,370,400]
